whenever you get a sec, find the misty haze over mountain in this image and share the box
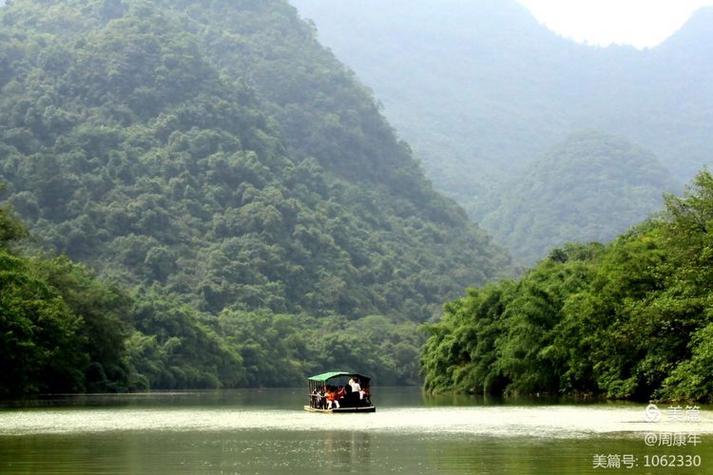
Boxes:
[292,0,713,262]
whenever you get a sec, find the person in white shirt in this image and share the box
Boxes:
[348,377,361,398]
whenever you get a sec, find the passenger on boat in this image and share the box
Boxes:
[360,386,370,404]
[326,388,340,409]
[311,388,325,409]
[318,387,326,409]
[349,377,361,397]
[310,388,318,407]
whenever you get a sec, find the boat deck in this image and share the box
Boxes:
[303,405,376,413]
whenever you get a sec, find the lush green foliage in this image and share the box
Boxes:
[422,170,713,401]
[0,0,509,393]
[0,0,506,322]
[481,132,678,264]
[293,0,712,259]
[0,204,132,395]
[1,199,425,394]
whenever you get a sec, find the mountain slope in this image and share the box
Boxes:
[290,0,629,193]
[292,0,713,184]
[0,0,508,325]
[291,0,712,258]
[482,132,677,263]
[0,0,516,390]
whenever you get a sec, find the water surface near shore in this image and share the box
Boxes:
[1,387,710,474]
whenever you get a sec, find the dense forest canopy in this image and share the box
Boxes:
[0,0,509,394]
[422,170,713,402]
[0,202,132,394]
[481,132,678,264]
[0,201,425,395]
[292,0,713,261]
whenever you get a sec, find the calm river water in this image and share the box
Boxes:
[1,387,712,474]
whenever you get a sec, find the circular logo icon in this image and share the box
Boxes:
[645,403,661,423]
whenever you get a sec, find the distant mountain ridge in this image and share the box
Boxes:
[292,0,713,260]
[481,132,678,263]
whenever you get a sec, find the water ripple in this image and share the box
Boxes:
[2,406,711,437]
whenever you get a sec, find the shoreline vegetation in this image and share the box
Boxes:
[422,170,713,403]
[0,203,425,396]
[0,200,425,395]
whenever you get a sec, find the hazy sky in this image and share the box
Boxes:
[519,0,713,48]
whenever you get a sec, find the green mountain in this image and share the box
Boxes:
[0,0,508,392]
[422,169,713,402]
[291,0,712,257]
[481,132,678,264]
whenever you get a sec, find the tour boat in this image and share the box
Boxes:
[304,371,376,413]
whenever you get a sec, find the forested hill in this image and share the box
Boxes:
[291,0,713,260]
[423,170,713,402]
[0,0,507,321]
[481,132,678,264]
[0,0,509,394]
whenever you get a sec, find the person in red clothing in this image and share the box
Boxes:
[360,386,370,405]
[326,387,340,409]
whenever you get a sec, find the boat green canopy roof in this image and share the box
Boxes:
[307,371,370,382]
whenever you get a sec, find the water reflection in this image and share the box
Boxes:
[322,431,371,469]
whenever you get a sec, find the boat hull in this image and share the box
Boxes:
[303,405,376,413]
